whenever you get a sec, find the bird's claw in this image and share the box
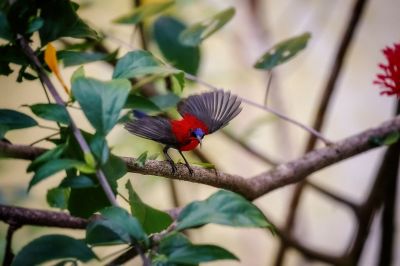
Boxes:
[168,161,177,174]
[186,165,194,176]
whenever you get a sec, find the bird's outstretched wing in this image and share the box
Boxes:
[178,90,242,134]
[124,116,178,146]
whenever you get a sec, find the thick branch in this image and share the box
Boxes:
[0,204,87,229]
[1,116,400,200]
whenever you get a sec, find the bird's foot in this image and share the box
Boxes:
[185,165,194,176]
[168,161,177,174]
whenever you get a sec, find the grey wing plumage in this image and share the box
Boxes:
[124,116,178,146]
[177,90,242,134]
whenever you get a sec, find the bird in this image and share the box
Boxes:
[124,90,242,175]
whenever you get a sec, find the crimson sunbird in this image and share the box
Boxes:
[125,90,242,174]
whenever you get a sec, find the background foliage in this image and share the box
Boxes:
[0,0,399,265]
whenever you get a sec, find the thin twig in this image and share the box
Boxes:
[99,245,132,262]
[29,132,60,146]
[39,79,51,103]
[134,0,148,50]
[222,130,279,166]
[184,72,332,145]
[264,71,273,107]
[105,247,138,266]
[306,181,359,211]
[37,124,59,131]
[2,221,21,266]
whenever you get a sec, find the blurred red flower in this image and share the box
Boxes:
[374,43,400,97]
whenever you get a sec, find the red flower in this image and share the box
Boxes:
[373,43,400,97]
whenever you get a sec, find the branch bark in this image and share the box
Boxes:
[1,115,400,200]
[0,204,87,229]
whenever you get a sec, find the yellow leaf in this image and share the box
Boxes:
[44,43,70,95]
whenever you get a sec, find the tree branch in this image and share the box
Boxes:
[0,204,87,229]
[1,115,400,200]
[2,221,21,266]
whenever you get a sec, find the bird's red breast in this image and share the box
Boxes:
[171,114,209,151]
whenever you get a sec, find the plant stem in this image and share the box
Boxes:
[29,132,60,146]
[17,35,118,207]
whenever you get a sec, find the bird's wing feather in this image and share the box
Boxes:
[124,116,178,146]
[177,90,242,134]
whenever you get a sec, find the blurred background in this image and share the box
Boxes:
[0,0,399,265]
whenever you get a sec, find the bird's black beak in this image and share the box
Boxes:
[196,136,202,147]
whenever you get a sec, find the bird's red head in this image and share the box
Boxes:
[171,114,208,151]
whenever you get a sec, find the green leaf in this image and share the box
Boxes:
[59,175,96,189]
[113,50,165,79]
[148,153,159,160]
[113,1,174,25]
[72,77,131,135]
[68,186,111,218]
[0,109,37,138]
[27,144,66,172]
[83,151,96,170]
[6,1,38,36]
[38,0,98,45]
[58,50,118,67]
[156,233,238,264]
[29,159,87,190]
[124,95,161,112]
[176,190,273,231]
[126,180,172,234]
[254,32,311,70]
[135,151,148,167]
[370,131,400,146]
[30,103,70,125]
[12,234,97,266]
[47,187,70,209]
[0,62,13,76]
[190,162,215,169]
[170,71,185,94]
[90,133,109,165]
[16,65,37,82]
[179,7,235,47]
[71,66,85,83]
[0,44,29,65]
[383,131,400,145]
[153,16,201,75]
[150,92,180,110]
[86,206,148,246]
[102,154,127,186]
[26,17,44,33]
[0,11,13,41]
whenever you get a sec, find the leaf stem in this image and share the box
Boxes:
[29,132,60,146]
[17,35,118,207]
[37,124,59,131]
